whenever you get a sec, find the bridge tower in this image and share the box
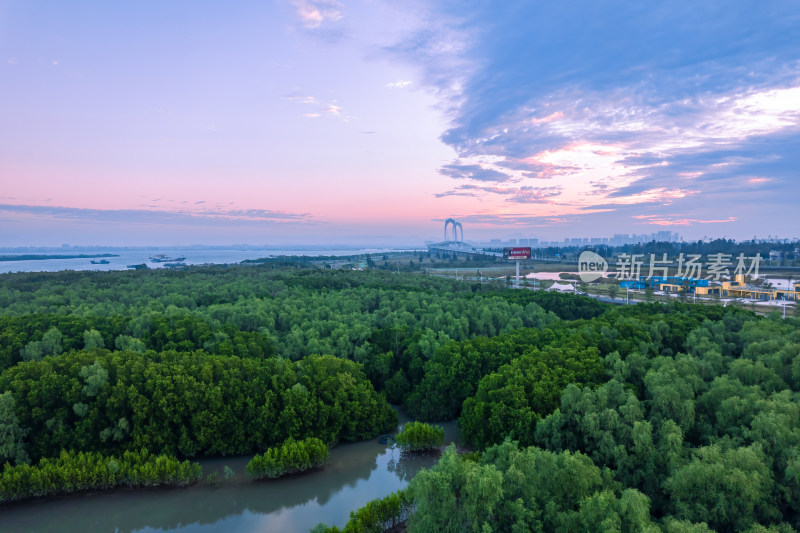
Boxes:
[443,219,463,242]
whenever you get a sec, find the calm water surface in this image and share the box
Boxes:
[0,417,460,533]
[0,248,413,274]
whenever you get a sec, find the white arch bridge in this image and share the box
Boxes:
[426,219,502,258]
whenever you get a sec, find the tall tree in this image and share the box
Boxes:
[0,392,29,465]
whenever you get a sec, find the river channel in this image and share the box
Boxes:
[0,416,460,533]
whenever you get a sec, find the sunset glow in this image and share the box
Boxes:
[1,1,799,245]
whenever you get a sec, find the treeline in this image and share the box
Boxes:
[0,267,482,316]
[530,238,799,261]
[0,352,396,462]
[612,237,800,258]
[0,449,201,504]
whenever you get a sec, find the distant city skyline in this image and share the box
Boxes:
[5,230,800,254]
[468,231,682,248]
[2,1,799,246]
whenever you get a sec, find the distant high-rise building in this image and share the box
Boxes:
[656,230,672,242]
[612,234,628,246]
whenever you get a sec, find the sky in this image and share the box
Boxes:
[1,0,799,247]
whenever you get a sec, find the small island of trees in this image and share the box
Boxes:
[394,421,444,453]
[245,437,329,480]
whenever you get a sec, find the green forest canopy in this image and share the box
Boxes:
[2,265,799,531]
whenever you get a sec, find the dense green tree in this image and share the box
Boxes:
[408,441,659,533]
[0,391,29,465]
[408,445,504,532]
[19,341,44,362]
[114,334,146,353]
[384,370,411,404]
[0,352,396,461]
[665,444,778,531]
[607,285,619,301]
[460,345,603,448]
[83,329,105,350]
[80,360,109,397]
[41,327,64,355]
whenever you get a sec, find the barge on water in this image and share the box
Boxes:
[150,254,187,263]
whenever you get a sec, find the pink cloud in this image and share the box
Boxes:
[530,111,564,124]
[610,188,696,205]
[292,0,342,29]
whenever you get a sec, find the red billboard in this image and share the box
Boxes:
[503,247,531,260]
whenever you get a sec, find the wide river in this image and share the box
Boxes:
[0,248,416,274]
[0,415,460,533]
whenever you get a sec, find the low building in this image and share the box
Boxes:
[721,275,799,301]
[617,274,799,301]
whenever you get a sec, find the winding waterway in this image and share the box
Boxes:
[0,417,460,533]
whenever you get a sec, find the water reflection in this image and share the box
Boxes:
[0,420,459,533]
[387,451,433,484]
